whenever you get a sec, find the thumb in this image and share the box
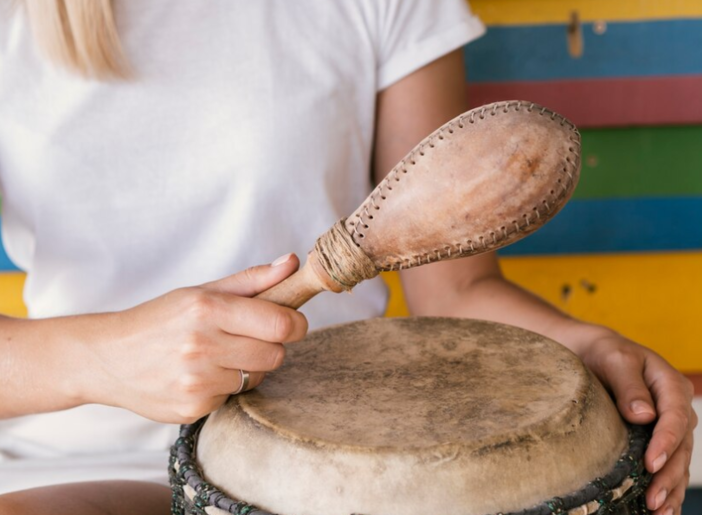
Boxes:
[203,253,300,297]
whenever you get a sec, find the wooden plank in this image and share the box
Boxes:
[467,75,702,128]
[3,267,700,371]
[501,197,702,255]
[0,243,17,271]
[464,20,702,82]
[576,126,702,199]
[470,0,702,26]
[0,197,18,271]
[502,252,702,371]
[3,139,702,267]
[384,251,702,372]
[1,198,701,270]
[382,272,410,318]
[0,273,26,318]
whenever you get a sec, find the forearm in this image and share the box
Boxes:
[0,313,104,419]
[408,271,618,356]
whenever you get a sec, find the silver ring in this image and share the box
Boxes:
[232,370,250,395]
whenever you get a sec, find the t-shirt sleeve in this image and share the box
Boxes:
[374,0,485,91]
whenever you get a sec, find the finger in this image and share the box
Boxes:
[172,369,267,422]
[210,369,266,397]
[211,293,308,343]
[653,478,687,515]
[646,431,693,511]
[213,335,285,372]
[644,357,694,475]
[204,253,300,297]
[243,370,265,390]
[598,349,656,424]
[202,372,266,416]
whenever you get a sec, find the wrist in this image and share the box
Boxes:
[546,320,620,357]
[39,316,93,409]
[64,311,124,409]
[38,311,122,410]
[0,315,96,417]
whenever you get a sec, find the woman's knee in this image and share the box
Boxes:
[0,493,30,515]
[0,481,171,515]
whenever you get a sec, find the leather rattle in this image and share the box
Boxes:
[257,100,581,309]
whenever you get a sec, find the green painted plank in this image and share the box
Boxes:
[0,128,698,207]
[576,126,702,199]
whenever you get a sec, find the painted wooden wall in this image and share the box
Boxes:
[397,0,702,375]
[467,0,702,373]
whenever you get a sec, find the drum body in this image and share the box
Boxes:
[170,317,650,515]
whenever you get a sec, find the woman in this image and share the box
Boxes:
[0,1,694,514]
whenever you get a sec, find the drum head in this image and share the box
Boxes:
[196,317,629,515]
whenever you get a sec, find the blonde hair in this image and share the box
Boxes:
[24,0,130,80]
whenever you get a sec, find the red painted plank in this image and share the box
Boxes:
[467,75,702,128]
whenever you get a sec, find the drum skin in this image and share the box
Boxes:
[197,318,628,515]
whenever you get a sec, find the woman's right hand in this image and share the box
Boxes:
[80,253,308,424]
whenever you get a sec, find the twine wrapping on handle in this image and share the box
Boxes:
[314,218,379,291]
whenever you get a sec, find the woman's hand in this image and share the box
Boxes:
[574,331,697,515]
[80,253,308,424]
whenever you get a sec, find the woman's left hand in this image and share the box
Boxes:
[574,332,697,515]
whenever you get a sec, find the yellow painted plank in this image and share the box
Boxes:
[382,272,410,318]
[5,260,699,370]
[470,0,702,25]
[501,252,702,372]
[0,273,27,318]
[0,272,405,320]
[383,252,702,372]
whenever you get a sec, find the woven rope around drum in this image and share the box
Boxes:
[169,419,652,515]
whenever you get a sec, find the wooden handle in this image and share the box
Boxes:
[255,251,343,309]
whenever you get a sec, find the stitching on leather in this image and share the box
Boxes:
[347,101,580,270]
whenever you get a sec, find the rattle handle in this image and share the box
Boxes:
[256,251,340,309]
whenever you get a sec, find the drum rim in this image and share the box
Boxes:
[169,418,651,515]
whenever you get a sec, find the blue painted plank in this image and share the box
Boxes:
[0,213,18,271]
[465,20,702,82]
[0,241,18,271]
[500,197,702,255]
[1,199,700,265]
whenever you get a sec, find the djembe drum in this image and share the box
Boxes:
[170,317,651,515]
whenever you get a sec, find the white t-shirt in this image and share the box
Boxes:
[0,0,484,492]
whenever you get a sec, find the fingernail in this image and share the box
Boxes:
[664,507,673,515]
[654,488,668,510]
[271,253,293,267]
[652,452,668,473]
[630,400,655,416]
